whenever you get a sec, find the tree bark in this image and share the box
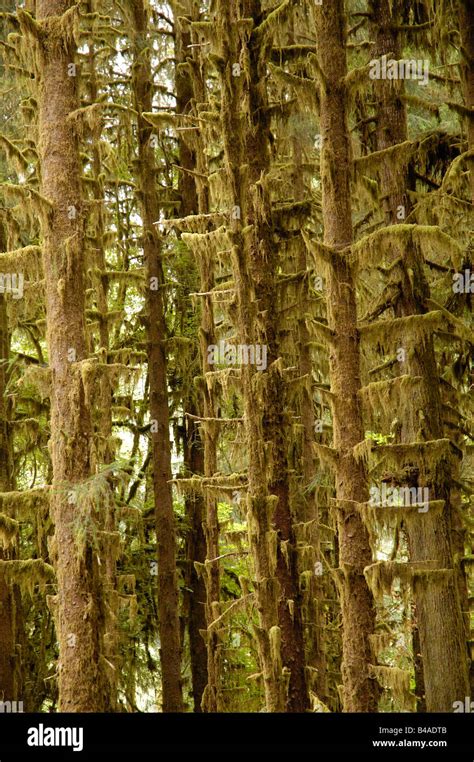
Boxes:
[216,0,309,712]
[129,0,183,712]
[36,0,107,711]
[313,0,379,712]
[173,6,209,711]
[459,0,474,204]
[0,225,17,703]
[369,0,471,711]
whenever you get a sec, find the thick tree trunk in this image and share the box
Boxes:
[37,0,107,711]
[130,0,183,712]
[370,0,470,711]
[313,0,379,712]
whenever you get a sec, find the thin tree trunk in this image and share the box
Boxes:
[86,25,119,712]
[182,415,208,711]
[290,124,328,703]
[313,0,379,712]
[0,228,17,702]
[171,2,224,710]
[130,0,183,712]
[173,7,209,711]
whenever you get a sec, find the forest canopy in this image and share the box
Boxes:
[0,0,472,715]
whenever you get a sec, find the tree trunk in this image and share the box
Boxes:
[173,7,209,711]
[459,0,474,204]
[0,227,17,702]
[85,21,119,712]
[182,413,208,711]
[37,0,107,711]
[130,0,183,712]
[313,0,379,712]
[369,0,470,711]
[459,0,474,693]
[217,0,309,712]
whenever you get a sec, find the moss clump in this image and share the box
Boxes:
[0,557,55,597]
[0,512,19,548]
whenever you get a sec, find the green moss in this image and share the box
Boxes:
[0,558,55,597]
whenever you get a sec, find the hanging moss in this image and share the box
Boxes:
[364,560,414,598]
[369,631,393,657]
[175,473,247,504]
[369,665,414,709]
[360,500,445,547]
[2,183,52,220]
[0,487,50,520]
[354,140,415,178]
[352,224,463,273]
[301,231,338,268]
[412,568,454,592]
[359,375,423,428]
[182,226,230,260]
[353,438,373,467]
[0,246,42,280]
[309,691,331,713]
[312,442,339,471]
[306,317,335,347]
[0,558,55,597]
[359,311,445,353]
[372,438,459,476]
[0,513,19,548]
[77,360,140,408]
[0,133,30,174]
[207,594,253,635]
[267,64,319,111]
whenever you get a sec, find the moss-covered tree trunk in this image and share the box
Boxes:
[313,0,379,712]
[85,22,119,712]
[459,0,474,203]
[0,223,17,703]
[130,0,183,712]
[182,413,208,710]
[290,120,328,705]
[370,0,470,711]
[459,0,474,693]
[171,3,223,711]
[174,5,209,711]
[36,0,107,711]
[216,0,309,712]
